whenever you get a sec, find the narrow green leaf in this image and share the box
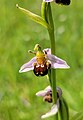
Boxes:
[59,97,69,120]
[16,4,49,29]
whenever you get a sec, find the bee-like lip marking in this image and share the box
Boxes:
[41,65,44,68]
[55,0,70,5]
[33,62,51,76]
[35,64,40,68]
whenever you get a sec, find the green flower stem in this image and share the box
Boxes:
[47,2,57,104]
[41,1,56,102]
[48,18,58,120]
[48,69,52,86]
[48,28,56,102]
[41,2,58,120]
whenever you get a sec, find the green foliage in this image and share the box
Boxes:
[0,0,83,119]
[16,4,49,29]
[70,111,83,120]
[59,98,69,120]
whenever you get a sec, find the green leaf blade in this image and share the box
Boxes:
[16,4,49,29]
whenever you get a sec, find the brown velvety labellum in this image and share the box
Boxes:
[33,62,51,76]
[55,0,70,5]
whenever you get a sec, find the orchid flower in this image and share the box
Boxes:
[43,0,71,5]
[19,44,70,76]
[36,86,62,119]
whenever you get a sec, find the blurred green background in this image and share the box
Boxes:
[0,0,83,120]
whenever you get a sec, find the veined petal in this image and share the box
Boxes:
[19,57,36,73]
[47,54,70,69]
[41,99,59,119]
[51,62,70,69]
[43,0,54,2]
[44,85,51,91]
[36,90,48,97]
[36,86,51,97]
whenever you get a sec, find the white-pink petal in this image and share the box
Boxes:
[43,0,53,2]
[51,62,70,69]
[19,57,36,73]
[43,48,51,54]
[36,86,51,97]
[41,99,59,119]
[44,86,51,92]
[47,54,70,69]
[36,90,48,97]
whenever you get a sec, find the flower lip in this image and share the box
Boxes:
[55,0,70,5]
[43,0,70,5]
[43,93,52,103]
[33,62,51,76]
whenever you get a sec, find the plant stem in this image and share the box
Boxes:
[47,2,56,105]
[41,2,58,120]
[48,11,58,120]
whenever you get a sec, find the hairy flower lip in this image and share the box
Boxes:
[43,0,70,5]
[19,48,70,73]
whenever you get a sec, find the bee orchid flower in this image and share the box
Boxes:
[19,44,70,76]
[36,86,62,119]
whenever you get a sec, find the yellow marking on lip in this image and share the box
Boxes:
[36,72,39,74]
[40,72,43,74]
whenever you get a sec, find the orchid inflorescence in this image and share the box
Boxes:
[18,0,71,119]
[19,44,70,119]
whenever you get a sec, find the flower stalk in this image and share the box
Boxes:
[41,1,56,104]
[41,2,58,120]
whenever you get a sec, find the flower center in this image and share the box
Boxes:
[33,61,51,76]
[43,92,52,103]
[33,44,51,76]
